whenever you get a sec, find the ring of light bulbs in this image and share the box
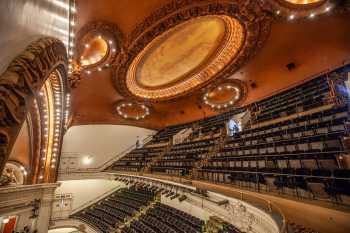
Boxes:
[80,35,116,75]
[36,71,69,181]
[203,83,243,110]
[269,0,334,20]
[115,101,151,120]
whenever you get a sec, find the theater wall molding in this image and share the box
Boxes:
[0,37,69,183]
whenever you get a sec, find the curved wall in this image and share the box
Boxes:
[60,125,155,169]
[8,121,31,168]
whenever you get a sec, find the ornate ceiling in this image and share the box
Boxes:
[68,0,350,129]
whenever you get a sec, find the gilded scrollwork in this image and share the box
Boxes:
[114,0,272,101]
[0,37,68,173]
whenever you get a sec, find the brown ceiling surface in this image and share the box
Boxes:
[71,1,350,129]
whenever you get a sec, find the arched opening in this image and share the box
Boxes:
[0,37,69,184]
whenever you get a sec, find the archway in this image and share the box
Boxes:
[0,37,69,183]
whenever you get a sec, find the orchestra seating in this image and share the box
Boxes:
[121,203,205,233]
[108,64,350,203]
[70,186,156,233]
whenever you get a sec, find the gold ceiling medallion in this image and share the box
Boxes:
[203,79,247,111]
[69,21,123,88]
[114,100,151,121]
[114,0,272,102]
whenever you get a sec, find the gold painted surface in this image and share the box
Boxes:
[126,15,244,100]
[208,86,240,104]
[136,17,226,88]
[283,0,323,4]
[80,37,108,66]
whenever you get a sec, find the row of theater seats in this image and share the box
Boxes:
[108,65,350,203]
[121,203,205,233]
[250,76,330,123]
[71,187,156,233]
[151,137,217,175]
[110,146,166,172]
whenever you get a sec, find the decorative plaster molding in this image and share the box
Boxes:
[114,0,272,102]
[0,37,68,174]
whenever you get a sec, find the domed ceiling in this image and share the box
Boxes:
[68,0,350,129]
[126,15,244,100]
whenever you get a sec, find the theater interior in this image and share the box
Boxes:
[0,0,350,233]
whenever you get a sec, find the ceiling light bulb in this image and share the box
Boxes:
[309,13,315,18]
[289,15,295,20]
[325,6,331,12]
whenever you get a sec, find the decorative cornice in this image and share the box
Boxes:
[0,37,67,175]
[114,0,272,102]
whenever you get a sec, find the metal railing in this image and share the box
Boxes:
[113,172,287,233]
[59,134,155,174]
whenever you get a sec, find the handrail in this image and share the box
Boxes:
[112,172,287,233]
[59,134,155,173]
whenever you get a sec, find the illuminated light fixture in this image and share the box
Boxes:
[98,35,102,39]
[69,50,73,56]
[276,10,280,15]
[98,67,102,71]
[112,48,116,53]
[51,165,55,168]
[325,6,331,12]
[39,175,43,179]
[108,40,113,45]
[83,156,92,164]
[289,15,295,20]
[86,70,91,75]
[115,101,150,120]
[23,170,28,176]
[70,32,75,38]
[71,21,75,26]
[309,13,315,18]
[71,6,77,13]
[3,218,9,224]
[85,44,90,48]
